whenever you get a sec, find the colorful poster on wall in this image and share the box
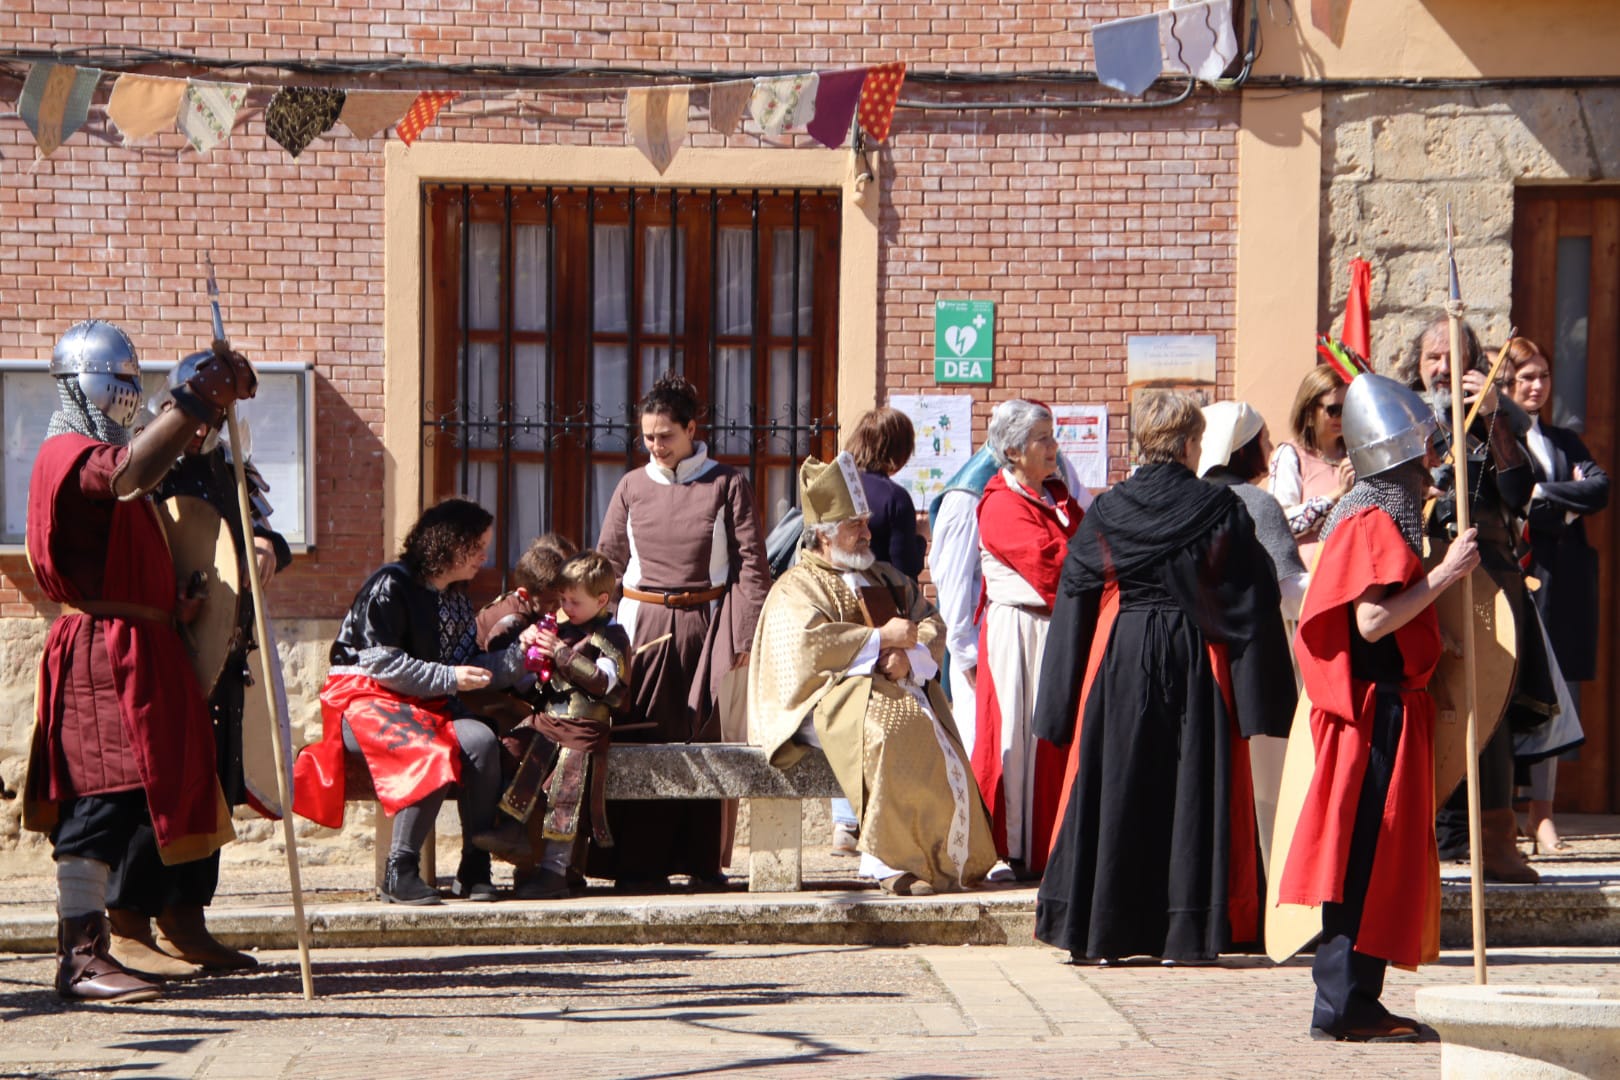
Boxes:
[889,393,974,510]
[1052,403,1109,489]
[1126,334,1218,464]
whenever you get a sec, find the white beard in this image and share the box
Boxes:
[826,546,876,572]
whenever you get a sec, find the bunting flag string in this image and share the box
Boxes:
[4,2,1233,164]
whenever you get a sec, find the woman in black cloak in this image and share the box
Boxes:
[1033,390,1296,964]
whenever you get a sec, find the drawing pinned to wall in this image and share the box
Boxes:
[888,393,974,510]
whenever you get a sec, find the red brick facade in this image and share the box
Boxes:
[0,3,1238,618]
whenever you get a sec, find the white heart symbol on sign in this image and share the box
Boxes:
[945,325,977,357]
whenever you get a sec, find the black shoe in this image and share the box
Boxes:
[382,852,442,906]
[451,849,497,902]
[513,870,571,900]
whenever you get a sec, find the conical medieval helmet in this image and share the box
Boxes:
[1341,372,1436,478]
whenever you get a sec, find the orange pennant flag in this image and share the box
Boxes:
[396,91,459,147]
[856,61,906,142]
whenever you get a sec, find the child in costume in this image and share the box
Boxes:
[477,552,630,899]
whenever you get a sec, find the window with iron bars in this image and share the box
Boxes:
[422,184,841,594]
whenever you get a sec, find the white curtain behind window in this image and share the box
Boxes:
[642,226,685,335]
[717,228,753,336]
[468,221,502,331]
[770,227,815,337]
[513,224,548,332]
[594,224,630,334]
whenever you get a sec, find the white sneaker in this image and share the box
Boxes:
[986,860,1016,883]
[831,823,860,857]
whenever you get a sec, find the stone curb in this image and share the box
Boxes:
[3,879,1617,954]
[0,889,1040,953]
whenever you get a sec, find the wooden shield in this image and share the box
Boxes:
[1429,566,1516,805]
[1265,565,1518,963]
[154,494,241,695]
[1265,693,1324,963]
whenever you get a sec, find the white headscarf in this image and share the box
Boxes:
[1196,400,1264,478]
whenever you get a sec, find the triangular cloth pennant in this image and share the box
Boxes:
[626,86,689,174]
[707,81,751,136]
[396,91,459,147]
[337,90,419,140]
[18,63,103,158]
[856,62,906,142]
[106,74,186,144]
[805,68,867,149]
[264,87,347,158]
[1093,12,1165,96]
[178,80,250,154]
[748,74,818,136]
[1160,0,1238,83]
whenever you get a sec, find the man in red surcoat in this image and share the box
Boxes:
[23,320,257,1003]
[1279,372,1479,1042]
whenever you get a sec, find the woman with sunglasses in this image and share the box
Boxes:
[1270,365,1358,569]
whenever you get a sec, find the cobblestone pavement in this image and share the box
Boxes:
[2,943,1615,1079]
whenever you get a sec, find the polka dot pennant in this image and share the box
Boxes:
[856,62,906,142]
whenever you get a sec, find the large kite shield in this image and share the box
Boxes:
[154,494,241,696]
[1429,564,1516,801]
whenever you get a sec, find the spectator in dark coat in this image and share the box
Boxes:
[1505,337,1609,854]
[845,407,925,582]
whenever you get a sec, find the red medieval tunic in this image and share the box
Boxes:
[23,433,234,863]
[1279,506,1443,967]
[592,444,771,881]
[971,469,1080,873]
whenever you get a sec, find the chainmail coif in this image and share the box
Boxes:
[1320,470,1426,554]
[44,378,129,446]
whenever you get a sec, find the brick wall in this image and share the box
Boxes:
[0,2,1238,619]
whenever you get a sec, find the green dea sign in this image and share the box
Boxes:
[934,299,994,384]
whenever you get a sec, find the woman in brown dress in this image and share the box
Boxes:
[594,372,772,889]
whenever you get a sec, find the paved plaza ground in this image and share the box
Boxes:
[3,942,1617,1079]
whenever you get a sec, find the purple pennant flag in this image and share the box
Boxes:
[805,68,867,149]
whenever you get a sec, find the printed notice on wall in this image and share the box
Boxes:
[889,393,974,511]
[1052,404,1109,489]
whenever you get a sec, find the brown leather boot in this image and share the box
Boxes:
[1482,809,1540,884]
[107,908,201,981]
[56,912,162,1003]
[155,904,258,971]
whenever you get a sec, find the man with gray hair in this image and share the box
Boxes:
[22,320,256,1002]
[750,452,996,895]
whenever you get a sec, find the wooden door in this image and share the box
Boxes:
[1512,187,1620,813]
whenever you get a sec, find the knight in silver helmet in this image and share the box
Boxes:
[1320,373,1436,553]
[47,320,145,445]
[26,325,259,1005]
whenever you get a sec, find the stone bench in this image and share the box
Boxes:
[604,742,844,893]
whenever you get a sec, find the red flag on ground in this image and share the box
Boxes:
[856,62,906,142]
[1343,256,1372,360]
[396,91,459,147]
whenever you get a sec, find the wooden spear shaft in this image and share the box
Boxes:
[227,405,316,1000]
[1445,209,1487,986]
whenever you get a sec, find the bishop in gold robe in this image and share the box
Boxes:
[749,453,996,895]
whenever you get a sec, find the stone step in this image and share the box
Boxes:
[3,878,1616,954]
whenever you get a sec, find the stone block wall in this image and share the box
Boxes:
[1319,87,1620,375]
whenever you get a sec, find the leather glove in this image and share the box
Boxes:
[172,339,259,425]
